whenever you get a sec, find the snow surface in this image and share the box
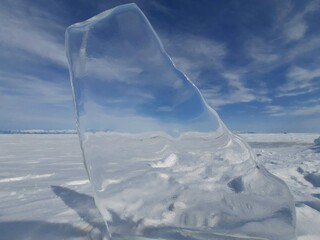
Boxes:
[0,133,319,240]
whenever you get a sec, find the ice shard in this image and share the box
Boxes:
[66,4,296,240]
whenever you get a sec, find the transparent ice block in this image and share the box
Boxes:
[66,4,296,240]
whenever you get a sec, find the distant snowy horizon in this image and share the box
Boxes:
[1,129,320,135]
[0,129,77,134]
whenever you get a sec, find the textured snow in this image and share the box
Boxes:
[77,131,296,240]
[0,133,319,239]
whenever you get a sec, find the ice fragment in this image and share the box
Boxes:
[66,3,296,240]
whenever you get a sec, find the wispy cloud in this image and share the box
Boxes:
[162,34,226,80]
[265,102,320,117]
[283,0,319,42]
[202,72,270,108]
[288,66,320,82]
[248,39,279,63]
[0,73,71,104]
[0,0,66,66]
[239,0,320,105]
[0,72,73,129]
[287,34,320,61]
[245,1,320,64]
[0,0,71,129]
[264,105,287,117]
[277,66,320,97]
[161,33,272,108]
[284,18,308,42]
[290,105,320,116]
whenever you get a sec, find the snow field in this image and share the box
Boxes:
[0,133,319,239]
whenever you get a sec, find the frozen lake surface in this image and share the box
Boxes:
[0,133,319,240]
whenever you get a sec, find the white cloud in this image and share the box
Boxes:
[277,66,320,97]
[248,39,279,63]
[288,66,320,81]
[161,35,272,108]
[0,73,73,129]
[0,1,67,66]
[282,0,319,42]
[290,105,320,116]
[0,73,71,105]
[161,34,227,81]
[284,20,308,42]
[242,1,320,78]
[264,105,286,116]
[84,58,143,83]
[264,103,320,117]
[0,1,77,129]
[287,34,320,61]
[148,1,176,16]
[306,97,320,104]
[201,72,270,108]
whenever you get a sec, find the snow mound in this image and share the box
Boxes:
[150,153,178,168]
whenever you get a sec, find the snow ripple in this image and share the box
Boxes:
[0,174,54,183]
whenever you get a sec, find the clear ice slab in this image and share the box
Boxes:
[66,4,296,240]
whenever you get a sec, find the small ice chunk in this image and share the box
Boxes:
[65,179,90,186]
[150,153,178,168]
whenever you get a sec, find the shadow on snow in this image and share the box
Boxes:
[0,186,106,240]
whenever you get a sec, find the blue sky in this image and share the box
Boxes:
[0,0,320,133]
